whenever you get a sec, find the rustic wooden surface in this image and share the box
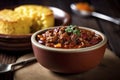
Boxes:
[0,0,120,80]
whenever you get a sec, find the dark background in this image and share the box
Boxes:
[0,0,120,15]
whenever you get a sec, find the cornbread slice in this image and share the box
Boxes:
[0,9,32,35]
[14,5,54,32]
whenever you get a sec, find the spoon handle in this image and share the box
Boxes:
[11,57,36,69]
[91,12,120,25]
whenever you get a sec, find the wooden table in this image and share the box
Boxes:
[0,0,120,80]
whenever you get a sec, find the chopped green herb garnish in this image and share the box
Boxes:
[65,25,75,32]
[73,29,80,35]
[65,25,80,36]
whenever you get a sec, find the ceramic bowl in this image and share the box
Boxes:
[31,26,107,74]
[0,7,71,51]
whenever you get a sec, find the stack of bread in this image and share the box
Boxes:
[0,5,54,35]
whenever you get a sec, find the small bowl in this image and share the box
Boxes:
[31,26,107,74]
[0,7,71,51]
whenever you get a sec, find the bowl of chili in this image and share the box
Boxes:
[31,25,107,74]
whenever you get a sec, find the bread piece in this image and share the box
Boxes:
[14,5,54,33]
[0,9,32,35]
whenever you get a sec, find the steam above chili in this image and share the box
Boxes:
[36,25,102,48]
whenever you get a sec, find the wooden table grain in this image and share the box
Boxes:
[0,0,120,80]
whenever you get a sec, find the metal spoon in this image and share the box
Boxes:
[70,3,120,25]
[0,57,36,73]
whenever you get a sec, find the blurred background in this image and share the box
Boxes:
[0,0,120,16]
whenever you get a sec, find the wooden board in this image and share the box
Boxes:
[14,49,120,80]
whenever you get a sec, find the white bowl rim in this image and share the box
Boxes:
[31,26,107,53]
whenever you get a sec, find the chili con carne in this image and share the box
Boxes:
[37,25,102,48]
